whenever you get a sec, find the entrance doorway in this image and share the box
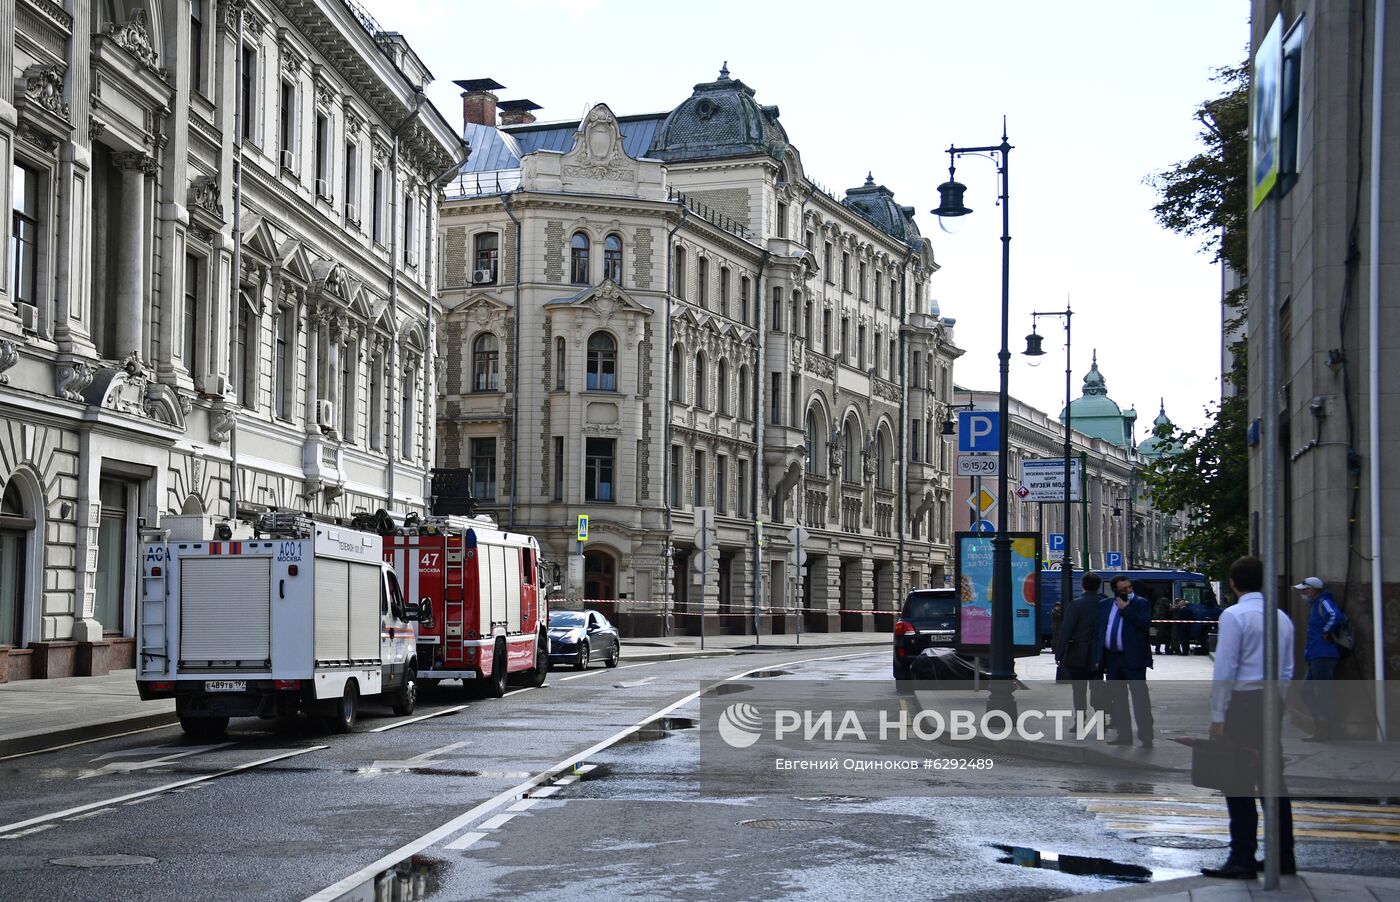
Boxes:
[94,477,137,636]
[583,549,616,600]
[0,481,34,646]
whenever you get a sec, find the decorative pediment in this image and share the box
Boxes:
[241,216,281,264]
[187,174,225,229]
[562,105,633,183]
[80,355,184,431]
[276,240,316,285]
[545,280,653,323]
[448,293,511,330]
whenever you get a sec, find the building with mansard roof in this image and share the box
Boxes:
[437,67,962,634]
[0,0,459,680]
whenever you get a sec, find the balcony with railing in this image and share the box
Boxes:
[804,476,829,526]
[840,487,863,534]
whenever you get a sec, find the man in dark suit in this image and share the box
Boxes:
[1094,573,1155,747]
[1054,571,1107,722]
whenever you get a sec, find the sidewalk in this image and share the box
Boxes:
[1056,870,1400,900]
[0,631,889,758]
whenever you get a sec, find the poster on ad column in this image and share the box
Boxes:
[954,532,1042,655]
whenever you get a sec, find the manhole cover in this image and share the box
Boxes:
[737,818,834,830]
[1131,835,1229,850]
[51,854,158,868]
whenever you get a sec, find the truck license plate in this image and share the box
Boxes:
[206,680,246,692]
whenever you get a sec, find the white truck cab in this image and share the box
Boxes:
[136,514,420,737]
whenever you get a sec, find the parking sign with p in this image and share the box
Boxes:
[958,411,1000,453]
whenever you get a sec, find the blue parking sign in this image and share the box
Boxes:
[1105,551,1123,569]
[1048,533,1065,553]
[958,411,999,453]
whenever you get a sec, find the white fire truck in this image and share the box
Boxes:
[135,514,420,738]
[370,510,549,696]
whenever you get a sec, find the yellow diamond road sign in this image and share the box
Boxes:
[966,488,997,516]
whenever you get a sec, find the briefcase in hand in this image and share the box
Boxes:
[1176,737,1260,795]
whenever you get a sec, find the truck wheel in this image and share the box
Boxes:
[485,639,508,698]
[327,681,358,734]
[520,633,549,688]
[392,670,417,716]
[180,715,229,740]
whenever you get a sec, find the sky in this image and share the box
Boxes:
[360,0,1249,436]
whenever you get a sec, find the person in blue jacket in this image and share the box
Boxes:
[1297,576,1341,741]
[1093,574,1155,747]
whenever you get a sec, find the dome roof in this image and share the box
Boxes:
[1137,400,1179,458]
[1060,351,1123,421]
[844,173,923,245]
[648,64,789,164]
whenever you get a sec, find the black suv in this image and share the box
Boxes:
[892,588,958,681]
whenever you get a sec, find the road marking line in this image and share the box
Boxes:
[366,740,472,774]
[81,742,236,779]
[503,688,536,698]
[0,723,177,762]
[443,831,487,851]
[476,813,517,831]
[369,705,469,733]
[0,823,58,840]
[0,745,327,835]
[573,764,598,775]
[558,661,660,681]
[65,807,116,822]
[554,775,577,785]
[507,799,539,812]
[301,649,876,902]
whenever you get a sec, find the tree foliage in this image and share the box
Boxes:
[1141,60,1250,583]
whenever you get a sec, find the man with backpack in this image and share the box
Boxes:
[1297,576,1344,742]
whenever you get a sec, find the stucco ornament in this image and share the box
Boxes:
[107,8,161,74]
[563,105,633,183]
[55,361,94,402]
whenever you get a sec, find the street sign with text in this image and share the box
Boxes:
[957,455,999,477]
[1018,459,1082,503]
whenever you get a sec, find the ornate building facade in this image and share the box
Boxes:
[437,69,962,634]
[0,0,459,679]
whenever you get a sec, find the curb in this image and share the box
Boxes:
[0,710,181,760]
[943,733,1182,772]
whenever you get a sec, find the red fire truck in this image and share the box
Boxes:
[373,512,548,696]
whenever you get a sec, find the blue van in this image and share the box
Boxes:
[1036,569,1220,649]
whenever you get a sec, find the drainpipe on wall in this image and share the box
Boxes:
[1368,0,1388,738]
[387,88,427,511]
[503,191,522,529]
[752,249,771,636]
[228,9,245,521]
[423,143,471,506]
[661,205,689,636]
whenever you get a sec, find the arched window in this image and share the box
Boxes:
[804,302,813,341]
[472,333,499,392]
[805,410,819,474]
[843,419,860,484]
[694,352,707,408]
[555,337,566,390]
[0,480,34,646]
[877,428,892,490]
[603,234,623,283]
[586,332,617,391]
[570,232,590,285]
[716,360,729,414]
[737,366,749,419]
[671,344,684,402]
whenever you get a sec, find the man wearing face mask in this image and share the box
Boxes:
[1094,573,1155,746]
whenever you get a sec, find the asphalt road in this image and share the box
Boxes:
[1,650,1396,902]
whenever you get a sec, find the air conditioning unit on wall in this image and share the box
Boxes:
[472,269,495,285]
[17,304,38,333]
[279,150,296,172]
[316,399,334,431]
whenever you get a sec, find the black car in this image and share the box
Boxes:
[548,609,621,670]
[892,588,958,681]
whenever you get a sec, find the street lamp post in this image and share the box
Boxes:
[1024,304,1073,641]
[933,123,1015,715]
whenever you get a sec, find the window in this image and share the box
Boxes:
[585,438,615,502]
[843,424,858,484]
[340,341,355,442]
[873,330,881,374]
[235,299,256,408]
[240,45,257,142]
[789,374,799,428]
[877,431,892,490]
[279,80,296,167]
[841,252,849,291]
[889,338,897,379]
[790,295,800,337]
[275,310,292,419]
[738,366,749,419]
[739,460,750,518]
[694,353,707,408]
[823,242,833,281]
[474,232,499,282]
[603,234,622,283]
[857,325,866,368]
[692,449,705,507]
[190,0,205,94]
[370,353,384,451]
[183,254,201,374]
[804,302,813,341]
[841,317,850,361]
[858,262,866,299]
[671,344,684,402]
[776,201,787,238]
[314,112,329,195]
[716,360,728,414]
[674,247,686,300]
[925,415,933,462]
[569,232,590,284]
[916,282,923,311]
[769,372,781,424]
[552,436,564,501]
[10,163,40,307]
[875,271,883,308]
[403,190,416,265]
[805,229,814,249]
[911,419,920,462]
[716,454,728,515]
[400,368,415,459]
[719,267,730,317]
[344,142,358,215]
[472,333,499,392]
[771,287,782,331]
[822,310,831,355]
[697,257,709,308]
[554,337,566,389]
[0,481,32,646]
[738,275,750,324]
[371,166,384,243]
[670,445,683,507]
[586,332,617,391]
[911,351,921,387]
[471,438,497,499]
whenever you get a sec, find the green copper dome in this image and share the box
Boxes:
[1137,400,1179,459]
[1059,351,1137,448]
[649,64,789,164]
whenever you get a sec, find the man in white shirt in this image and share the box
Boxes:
[1201,556,1297,880]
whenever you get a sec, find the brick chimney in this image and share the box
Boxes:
[498,99,542,127]
[453,78,506,128]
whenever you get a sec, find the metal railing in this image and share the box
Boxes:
[668,187,755,241]
[445,170,521,199]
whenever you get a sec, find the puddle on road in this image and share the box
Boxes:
[331,854,441,902]
[707,683,754,696]
[990,844,1152,883]
[744,670,793,679]
[620,716,699,744]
